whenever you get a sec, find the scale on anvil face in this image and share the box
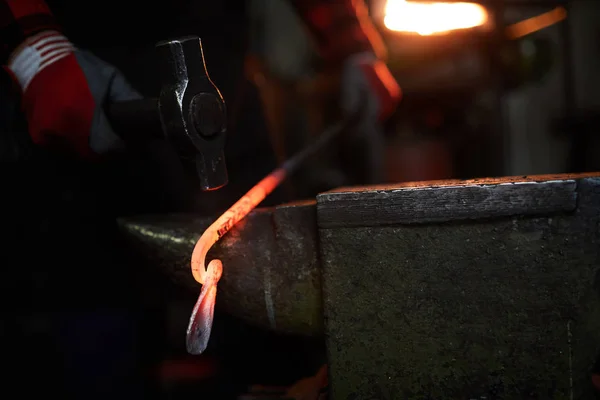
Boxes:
[119,172,600,399]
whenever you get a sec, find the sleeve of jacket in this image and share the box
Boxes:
[287,0,387,66]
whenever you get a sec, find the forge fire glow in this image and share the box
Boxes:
[383,0,488,35]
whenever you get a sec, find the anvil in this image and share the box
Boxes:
[119,173,600,399]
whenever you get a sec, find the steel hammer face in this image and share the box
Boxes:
[156,36,228,191]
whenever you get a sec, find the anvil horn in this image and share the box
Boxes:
[116,200,324,336]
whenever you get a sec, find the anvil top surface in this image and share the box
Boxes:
[322,172,600,195]
[317,172,600,228]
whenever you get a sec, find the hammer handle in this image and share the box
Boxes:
[106,98,163,141]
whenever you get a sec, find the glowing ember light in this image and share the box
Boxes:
[383,0,489,36]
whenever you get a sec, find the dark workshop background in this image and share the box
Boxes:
[1,0,600,399]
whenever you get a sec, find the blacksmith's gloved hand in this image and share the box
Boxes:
[340,51,401,183]
[1,0,141,160]
[341,51,401,123]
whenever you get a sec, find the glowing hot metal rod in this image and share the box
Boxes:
[185,118,351,354]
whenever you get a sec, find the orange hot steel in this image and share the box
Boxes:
[186,169,288,354]
[185,118,348,355]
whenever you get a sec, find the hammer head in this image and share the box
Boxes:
[156,36,228,191]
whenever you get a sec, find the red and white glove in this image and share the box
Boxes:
[2,0,141,160]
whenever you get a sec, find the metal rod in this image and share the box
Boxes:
[186,116,352,354]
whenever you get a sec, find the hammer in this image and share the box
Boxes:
[106,36,228,191]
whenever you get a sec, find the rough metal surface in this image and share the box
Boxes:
[317,174,600,229]
[117,200,323,336]
[317,174,600,399]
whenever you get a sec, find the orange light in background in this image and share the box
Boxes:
[384,0,489,35]
[505,6,566,39]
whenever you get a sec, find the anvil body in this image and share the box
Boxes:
[119,173,600,399]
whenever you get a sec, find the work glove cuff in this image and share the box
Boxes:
[1,0,62,64]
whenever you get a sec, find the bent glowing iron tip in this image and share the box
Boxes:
[185,118,350,355]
